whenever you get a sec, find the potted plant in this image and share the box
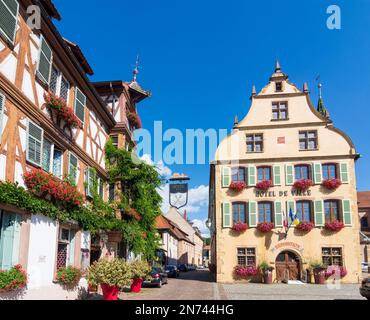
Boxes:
[259,261,274,284]
[324,266,347,280]
[255,180,272,191]
[234,265,258,279]
[229,181,246,193]
[324,220,345,232]
[130,260,151,293]
[0,265,27,294]
[56,266,81,289]
[232,222,249,233]
[87,258,133,300]
[293,179,313,191]
[322,178,342,190]
[310,261,326,285]
[296,221,315,232]
[257,222,274,233]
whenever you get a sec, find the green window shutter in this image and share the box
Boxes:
[0,93,5,141]
[68,230,76,266]
[69,153,78,185]
[274,201,283,227]
[85,167,95,198]
[222,202,231,228]
[0,0,19,44]
[285,164,294,185]
[248,165,256,186]
[0,212,20,270]
[340,162,349,184]
[312,162,323,184]
[221,166,231,188]
[342,199,352,226]
[273,165,281,186]
[286,200,296,225]
[248,201,257,227]
[37,36,53,85]
[74,87,86,125]
[314,200,324,227]
[27,120,43,166]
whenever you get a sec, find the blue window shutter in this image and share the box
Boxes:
[0,212,20,270]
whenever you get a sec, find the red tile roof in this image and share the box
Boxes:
[358,192,370,208]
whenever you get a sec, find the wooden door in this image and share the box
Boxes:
[276,251,300,281]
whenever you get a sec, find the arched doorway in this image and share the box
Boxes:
[275,251,301,281]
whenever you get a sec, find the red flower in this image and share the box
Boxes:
[293,179,313,191]
[229,181,246,192]
[232,222,249,232]
[324,220,345,232]
[255,180,272,191]
[322,179,342,190]
[257,222,274,233]
[296,221,315,232]
[234,265,258,277]
[127,112,142,129]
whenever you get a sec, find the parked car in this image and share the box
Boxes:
[165,265,179,278]
[360,277,370,300]
[197,265,205,270]
[143,267,168,288]
[188,264,196,271]
[178,264,188,272]
[361,262,369,273]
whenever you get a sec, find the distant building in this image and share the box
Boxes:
[203,245,211,267]
[358,192,370,267]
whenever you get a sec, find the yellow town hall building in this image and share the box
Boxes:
[208,62,362,283]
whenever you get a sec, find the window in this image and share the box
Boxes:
[257,166,271,182]
[50,67,70,102]
[246,134,263,153]
[68,153,78,185]
[42,139,52,172]
[231,168,245,183]
[237,248,256,266]
[109,183,115,202]
[299,131,318,150]
[57,228,76,270]
[322,247,343,266]
[52,148,63,178]
[361,216,369,228]
[272,102,288,120]
[85,167,95,198]
[324,200,341,223]
[258,202,273,223]
[0,0,19,44]
[322,163,338,180]
[111,135,118,148]
[74,87,86,125]
[27,120,43,167]
[36,36,53,85]
[98,177,104,199]
[232,203,246,225]
[295,164,311,180]
[275,82,282,92]
[296,201,312,223]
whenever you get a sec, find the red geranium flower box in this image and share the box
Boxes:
[255,180,272,191]
[23,168,84,208]
[296,221,315,232]
[257,222,274,233]
[322,178,342,190]
[324,266,347,279]
[232,222,249,232]
[127,112,142,129]
[324,220,345,232]
[229,181,246,192]
[293,179,313,191]
[234,265,258,278]
[44,92,82,130]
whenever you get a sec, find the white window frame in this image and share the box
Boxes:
[26,120,44,167]
[50,66,70,102]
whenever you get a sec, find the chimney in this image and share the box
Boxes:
[184,210,187,221]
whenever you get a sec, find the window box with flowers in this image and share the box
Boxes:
[0,265,28,294]
[257,222,274,233]
[255,180,272,191]
[127,112,142,129]
[322,179,342,190]
[44,92,82,131]
[23,169,84,208]
[293,179,313,191]
[56,266,82,289]
[229,181,246,193]
[232,222,249,233]
[324,266,347,280]
[295,221,315,232]
[234,265,258,279]
[324,220,345,232]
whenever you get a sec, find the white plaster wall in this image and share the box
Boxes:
[14,161,24,187]
[22,70,34,104]
[0,54,17,84]
[0,154,6,181]
[27,215,57,289]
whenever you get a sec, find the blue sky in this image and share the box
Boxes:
[54,0,370,234]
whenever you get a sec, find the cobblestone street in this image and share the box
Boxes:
[120,270,366,301]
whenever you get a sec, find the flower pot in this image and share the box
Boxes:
[263,271,273,284]
[101,284,120,300]
[313,269,326,285]
[131,278,143,293]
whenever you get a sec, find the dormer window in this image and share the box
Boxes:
[275,82,283,92]
[272,102,288,120]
